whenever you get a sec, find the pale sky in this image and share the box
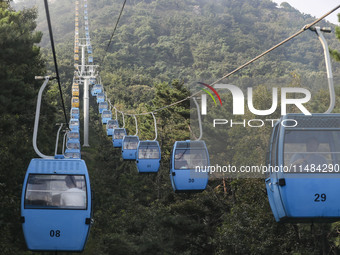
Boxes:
[272,0,340,25]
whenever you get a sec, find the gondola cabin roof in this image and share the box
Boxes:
[175,140,207,149]
[25,158,87,174]
[139,140,159,147]
[280,113,340,129]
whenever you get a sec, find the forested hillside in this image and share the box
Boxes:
[2,0,340,254]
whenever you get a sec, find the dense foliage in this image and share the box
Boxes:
[0,2,59,253]
[2,0,340,254]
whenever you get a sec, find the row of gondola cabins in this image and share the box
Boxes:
[90,83,210,192]
[74,0,93,63]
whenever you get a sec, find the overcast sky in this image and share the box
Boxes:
[272,0,340,25]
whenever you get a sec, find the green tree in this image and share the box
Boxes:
[330,13,340,61]
[0,2,52,253]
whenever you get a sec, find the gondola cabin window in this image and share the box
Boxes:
[174,149,208,170]
[67,141,80,150]
[25,174,87,209]
[114,130,126,139]
[138,147,160,159]
[107,120,119,129]
[71,108,79,115]
[284,130,340,172]
[67,132,79,139]
[70,119,79,126]
[102,111,112,118]
[123,138,138,150]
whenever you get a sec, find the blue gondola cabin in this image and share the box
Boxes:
[21,158,92,251]
[266,114,340,223]
[170,140,209,192]
[136,140,161,173]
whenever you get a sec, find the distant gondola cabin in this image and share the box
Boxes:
[72,97,79,108]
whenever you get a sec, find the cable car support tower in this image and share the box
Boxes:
[74,0,98,147]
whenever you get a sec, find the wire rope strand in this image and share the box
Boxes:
[100,0,127,65]
[44,0,69,128]
[191,4,340,97]
[106,5,340,116]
